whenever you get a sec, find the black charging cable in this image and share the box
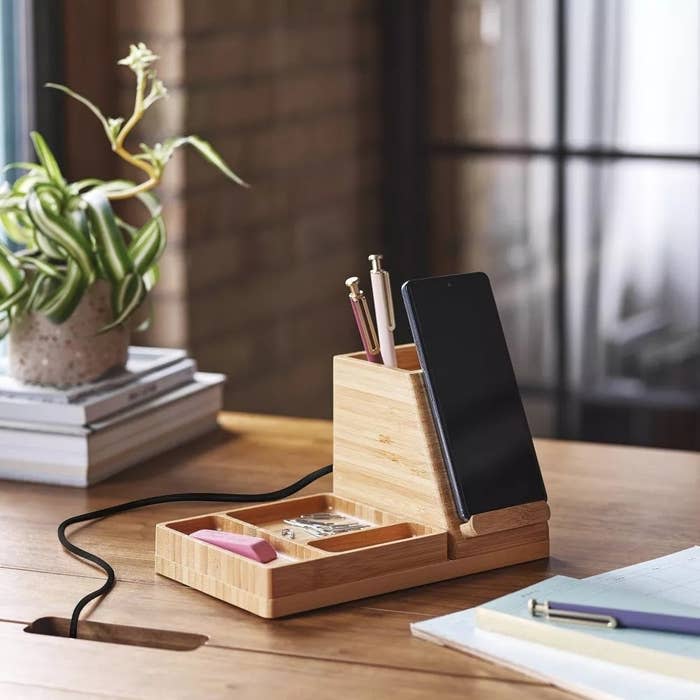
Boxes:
[57,463,333,639]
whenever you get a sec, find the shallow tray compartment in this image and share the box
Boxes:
[162,513,318,564]
[308,522,432,552]
[225,492,412,544]
[155,493,450,616]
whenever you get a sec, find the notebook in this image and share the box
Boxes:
[476,575,700,683]
[411,547,700,700]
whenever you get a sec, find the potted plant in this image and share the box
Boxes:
[0,43,244,386]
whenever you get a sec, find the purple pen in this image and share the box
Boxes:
[529,598,700,636]
[345,276,382,363]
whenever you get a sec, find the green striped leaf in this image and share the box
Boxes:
[75,199,108,280]
[0,247,31,315]
[34,231,65,260]
[45,83,113,144]
[0,196,27,210]
[102,272,145,331]
[39,260,87,323]
[27,186,95,283]
[161,136,248,187]
[93,180,162,217]
[1,162,41,176]
[13,175,41,196]
[0,247,23,297]
[143,263,159,292]
[67,201,90,240]
[128,216,165,274]
[30,132,65,186]
[70,178,104,194]
[25,272,53,311]
[82,189,133,282]
[14,246,39,256]
[13,169,50,195]
[0,241,19,266]
[133,294,153,332]
[0,211,34,246]
[115,216,138,240]
[0,313,8,340]
[92,250,109,281]
[18,255,64,280]
[0,284,29,313]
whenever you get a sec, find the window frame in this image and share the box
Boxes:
[425,0,700,439]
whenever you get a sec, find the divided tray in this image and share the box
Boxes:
[156,491,548,618]
[155,493,447,618]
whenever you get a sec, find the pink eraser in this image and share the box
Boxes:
[189,529,277,563]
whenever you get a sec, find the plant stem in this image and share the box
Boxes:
[108,67,160,201]
[116,68,145,149]
[107,177,158,200]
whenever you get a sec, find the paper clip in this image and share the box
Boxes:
[528,599,618,628]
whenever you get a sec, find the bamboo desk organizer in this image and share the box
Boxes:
[155,344,550,618]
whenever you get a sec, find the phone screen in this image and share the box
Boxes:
[402,272,547,520]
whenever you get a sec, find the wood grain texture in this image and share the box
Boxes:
[333,345,550,545]
[1,621,565,700]
[154,495,548,617]
[156,349,548,618]
[1,411,698,699]
[156,495,450,609]
[0,567,537,682]
[461,501,551,537]
[333,346,461,532]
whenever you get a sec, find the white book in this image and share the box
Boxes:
[0,346,187,403]
[0,412,220,487]
[0,373,225,487]
[0,384,220,462]
[85,413,220,486]
[0,358,196,426]
[89,386,221,462]
[0,373,221,438]
[411,548,700,700]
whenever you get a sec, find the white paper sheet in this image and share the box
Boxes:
[588,546,700,607]
[411,547,700,700]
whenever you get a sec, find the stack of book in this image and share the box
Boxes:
[0,347,224,487]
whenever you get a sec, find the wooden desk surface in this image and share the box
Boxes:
[1,412,698,699]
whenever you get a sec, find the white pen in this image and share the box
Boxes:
[368,254,397,367]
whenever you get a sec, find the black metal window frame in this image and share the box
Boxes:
[0,1,64,167]
[383,0,700,439]
[32,0,65,161]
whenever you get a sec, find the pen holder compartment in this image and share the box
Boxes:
[333,344,550,554]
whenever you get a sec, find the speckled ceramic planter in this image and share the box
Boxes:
[8,280,130,387]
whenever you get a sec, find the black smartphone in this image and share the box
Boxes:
[401,272,547,521]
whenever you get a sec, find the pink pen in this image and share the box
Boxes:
[345,276,382,363]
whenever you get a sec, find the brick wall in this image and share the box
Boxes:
[65,0,383,417]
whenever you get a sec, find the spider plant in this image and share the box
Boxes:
[0,43,245,339]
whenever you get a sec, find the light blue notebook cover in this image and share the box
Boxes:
[475,575,700,683]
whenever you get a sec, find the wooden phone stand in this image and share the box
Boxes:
[155,344,550,617]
